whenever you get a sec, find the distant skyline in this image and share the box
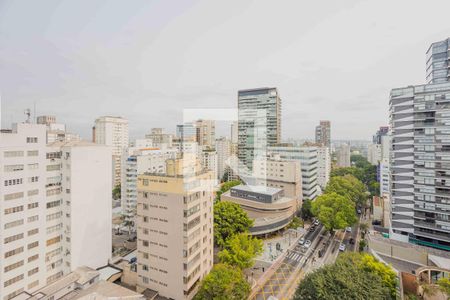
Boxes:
[2,0,450,140]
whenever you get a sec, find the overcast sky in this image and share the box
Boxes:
[1,0,450,140]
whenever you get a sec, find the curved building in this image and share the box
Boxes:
[221,185,298,236]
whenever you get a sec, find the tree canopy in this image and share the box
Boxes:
[300,199,314,220]
[325,174,367,207]
[294,252,397,300]
[215,180,241,201]
[213,201,253,248]
[112,185,121,200]
[311,192,357,232]
[194,264,251,300]
[218,233,263,269]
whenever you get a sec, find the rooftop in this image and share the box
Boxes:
[231,184,282,196]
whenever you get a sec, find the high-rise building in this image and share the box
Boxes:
[215,137,231,181]
[145,128,173,148]
[238,88,281,173]
[389,83,450,251]
[373,126,389,144]
[121,147,178,228]
[136,156,214,299]
[94,116,129,187]
[0,123,112,300]
[176,123,197,142]
[200,148,218,183]
[316,146,331,190]
[315,120,331,147]
[195,120,215,149]
[230,121,238,144]
[388,39,450,251]
[268,145,320,200]
[336,143,351,167]
[426,38,450,84]
[367,144,382,165]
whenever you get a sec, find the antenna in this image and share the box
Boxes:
[24,109,31,124]
[33,102,36,124]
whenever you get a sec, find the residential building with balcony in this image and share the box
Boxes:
[315,120,331,148]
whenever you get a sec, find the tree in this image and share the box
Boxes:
[311,192,357,232]
[287,216,303,229]
[300,199,314,221]
[294,253,396,300]
[112,185,121,200]
[214,201,253,248]
[194,264,251,300]
[325,175,367,207]
[437,277,450,296]
[359,253,397,298]
[218,233,263,269]
[215,180,241,201]
[330,167,364,181]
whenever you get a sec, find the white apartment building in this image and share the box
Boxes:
[36,115,80,144]
[136,157,214,299]
[0,123,112,300]
[230,121,238,144]
[367,143,382,165]
[316,146,331,190]
[336,143,351,167]
[268,146,320,200]
[252,157,302,201]
[215,137,231,181]
[195,120,215,149]
[379,159,390,197]
[121,147,178,225]
[94,116,129,187]
[200,149,218,184]
[145,128,173,148]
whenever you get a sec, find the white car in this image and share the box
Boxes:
[346,227,352,233]
[339,243,346,252]
[304,240,312,248]
[298,237,305,245]
[314,220,320,226]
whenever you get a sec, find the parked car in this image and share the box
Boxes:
[339,243,346,252]
[349,238,355,245]
[314,219,320,226]
[298,237,305,245]
[357,208,362,214]
[304,240,312,248]
[346,227,352,233]
[309,226,316,232]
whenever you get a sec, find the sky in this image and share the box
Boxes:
[1,0,450,140]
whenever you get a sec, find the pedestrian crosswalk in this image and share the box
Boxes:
[286,251,303,262]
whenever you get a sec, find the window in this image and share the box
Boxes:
[47,200,61,209]
[28,254,39,263]
[143,240,149,247]
[5,247,24,258]
[4,260,24,273]
[28,241,39,249]
[28,267,39,276]
[26,137,38,143]
[4,219,24,230]
[28,163,39,170]
[27,150,39,156]
[28,228,39,236]
[46,236,61,246]
[4,178,23,186]
[28,215,39,223]
[4,192,24,201]
[4,206,24,215]
[4,151,24,158]
[4,164,24,172]
[4,233,24,244]
[28,189,39,196]
[4,274,24,287]
[142,264,148,271]
[28,202,39,209]
[28,280,39,290]
[28,176,39,183]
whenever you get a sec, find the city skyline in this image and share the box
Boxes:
[2,1,450,140]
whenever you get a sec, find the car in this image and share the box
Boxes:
[339,243,346,252]
[304,240,312,248]
[298,237,305,245]
[346,227,352,233]
[349,238,355,245]
[357,209,362,214]
[309,226,316,232]
[314,219,320,226]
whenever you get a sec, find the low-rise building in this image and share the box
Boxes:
[221,185,297,236]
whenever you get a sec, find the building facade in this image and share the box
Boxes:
[0,123,112,300]
[389,82,450,251]
[315,120,331,148]
[136,157,214,299]
[336,143,351,167]
[94,116,129,187]
[426,38,450,84]
[238,88,281,172]
[215,137,231,181]
[316,146,331,190]
[268,146,320,200]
